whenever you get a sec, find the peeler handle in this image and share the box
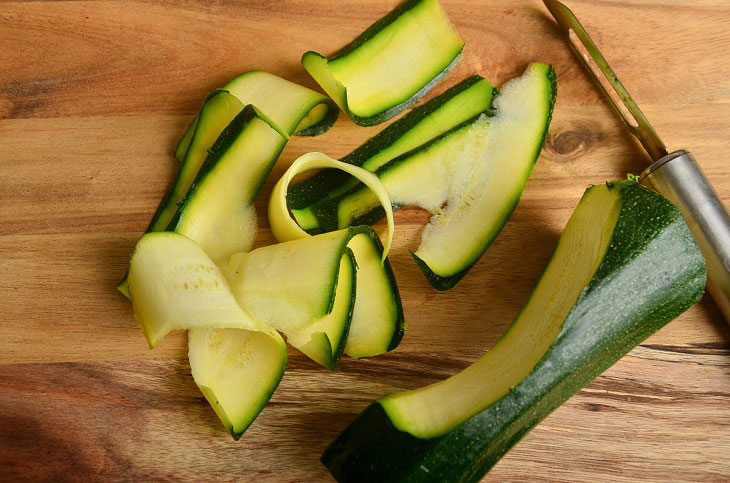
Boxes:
[640,150,730,322]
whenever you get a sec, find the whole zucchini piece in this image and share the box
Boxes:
[302,0,464,126]
[322,180,706,481]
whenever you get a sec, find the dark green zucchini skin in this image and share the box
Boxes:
[321,181,706,482]
[286,76,496,211]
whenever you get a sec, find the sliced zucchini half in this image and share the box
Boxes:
[293,63,556,290]
[287,75,497,228]
[269,154,405,359]
[322,180,706,481]
[188,327,287,440]
[118,72,337,295]
[302,0,464,126]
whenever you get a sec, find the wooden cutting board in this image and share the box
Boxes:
[2,0,729,480]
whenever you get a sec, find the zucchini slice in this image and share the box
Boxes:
[322,180,706,481]
[127,231,287,439]
[270,154,405,359]
[287,75,497,229]
[302,0,464,126]
[171,105,283,268]
[153,71,337,236]
[229,229,358,370]
[127,231,277,347]
[174,113,199,162]
[188,327,287,440]
[292,63,556,290]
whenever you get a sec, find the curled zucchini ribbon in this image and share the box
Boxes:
[269,152,394,260]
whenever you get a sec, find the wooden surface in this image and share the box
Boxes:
[2,0,730,480]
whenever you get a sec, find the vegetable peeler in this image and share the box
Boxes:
[544,0,730,323]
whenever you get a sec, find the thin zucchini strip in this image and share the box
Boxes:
[127,232,287,439]
[291,64,556,290]
[174,113,199,162]
[171,105,284,268]
[302,0,464,126]
[128,232,276,346]
[188,327,287,440]
[322,180,706,481]
[117,72,337,295]
[229,229,358,370]
[270,154,404,358]
[270,153,394,258]
[287,75,497,229]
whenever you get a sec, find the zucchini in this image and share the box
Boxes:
[117,72,337,295]
[188,327,287,440]
[128,232,288,439]
[293,63,556,290]
[229,229,359,370]
[171,105,283,268]
[302,0,463,126]
[270,153,405,359]
[157,70,337,234]
[128,232,276,347]
[287,75,497,229]
[174,113,198,162]
[321,180,706,481]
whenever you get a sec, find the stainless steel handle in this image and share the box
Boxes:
[641,150,730,320]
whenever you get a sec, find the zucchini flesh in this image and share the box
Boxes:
[229,229,358,370]
[286,251,356,370]
[287,75,496,228]
[188,328,287,440]
[128,231,287,439]
[127,232,276,347]
[269,154,405,359]
[229,230,355,329]
[294,63,556,290]
[302,0,463,126]
[322,180,706,481]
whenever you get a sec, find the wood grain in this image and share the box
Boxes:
[1,0,730,481]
